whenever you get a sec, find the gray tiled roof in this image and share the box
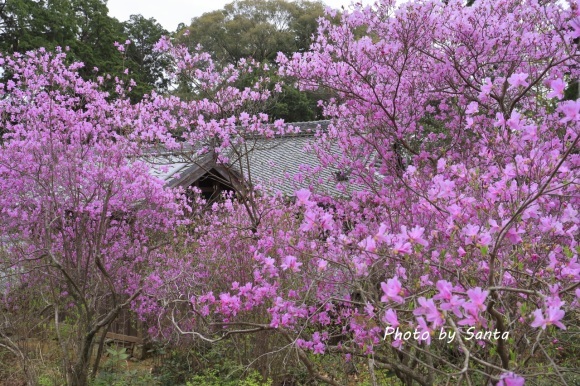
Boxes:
[146,120,352,197]
[234,133,338,196]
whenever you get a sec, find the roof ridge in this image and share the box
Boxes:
[143,120,331,156]
[244,119,331,139]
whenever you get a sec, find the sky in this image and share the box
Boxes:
[107,0,370,32]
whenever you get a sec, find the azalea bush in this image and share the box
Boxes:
[0,37,286,386]
[0,48,188,386]
[156,0,580,385]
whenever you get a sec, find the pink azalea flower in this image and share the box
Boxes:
[571,17,580,39]
[320,213,334,231]
[466,116,474,128]
[547,78,566,99]
[416,317,432,345]
[440,295,466,318]
[465,101,479,115]
[539,216,564,234]
[295,188,312,206]
[414,297,444,328]
[497,372,525,386]
[375,222,390,243]
[545,295,564,309]
[383,308,399,328]
[561,205,578,223]
[479,77,493,97]
[407,225,428,246]
[300,210,316,231]
[521,124,538,142]
[457,313,478,327]
[396,266,407,280]
[460,288,489,325]
[507,73,529,89]
[281,255,302,272]
[437,158,446,172]
[563,258,580,279]
[502,271,515,286]
[420,275,433,286]
[559,100,580,123]
[359,236,377,252]
[365,303,375,318]
[463,224,480,245]
[433,280,453,301]
[219,293,241,316]
[466,288,489,310]
[392,240,412,254]
[478,232,492,247]
[506,110,523,131]
[505,227,524,244]
[530,307,566,330]
[392,338,403,349]
[489,218,501,233]
[522,203,540,220]
[495,113,506,128]
[380,277,404,304]
[548,252,559,270]
[313,342,325,354]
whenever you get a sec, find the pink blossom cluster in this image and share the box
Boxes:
[165,0,580,384]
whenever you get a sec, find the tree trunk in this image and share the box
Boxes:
[90,323,111,380]
[67,332,97,386]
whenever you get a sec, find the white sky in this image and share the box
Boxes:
[106,0,372,32]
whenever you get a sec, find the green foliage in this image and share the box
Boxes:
[90,346,158,386]
[38,374,55,386]
[177,0,325,64]
[123,14,170,100]
[103,346,130,372]
[153,350,198,386]
[229,62,323,122]
[0,0,125,78]
[186,369,271,386]
[91,370,159,386]
[151,343,277,386]
[0,1,168,100]
[175,0,328,121]
[564,80,579,101]
[270,84,321,122]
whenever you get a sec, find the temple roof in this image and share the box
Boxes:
[146,120,353,197]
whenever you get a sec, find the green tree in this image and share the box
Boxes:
[0,0,125,77]
[176,0,328,122]
[0,1,169,100]
[178,0,325,64]
[123,14,170,99]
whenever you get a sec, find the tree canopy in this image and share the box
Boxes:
[123,14,169,98]
[175,0,328,122]
[0,0,124,77]
[177,0,325,64]
[0,0,168,100]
